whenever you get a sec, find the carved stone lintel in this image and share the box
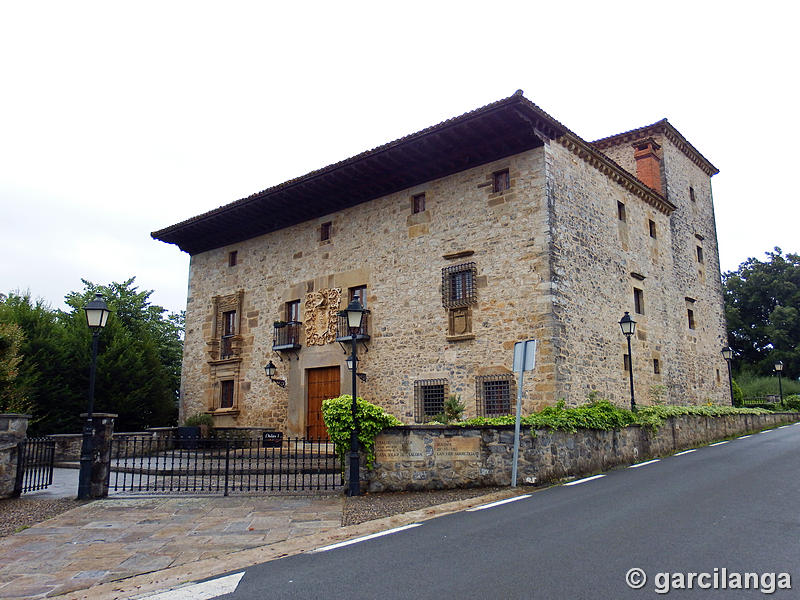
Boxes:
[304,288,342,346]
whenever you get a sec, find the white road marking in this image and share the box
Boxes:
[778,425,790,429]
[760,429,774,433]
[738,435,752,439]
[311,523,422,553]
[466,495,532,511]
[564,474,606,486]
[709,441,729,446]
[629,459,660,468]
[674,449,697,456]
[141,572,244,600]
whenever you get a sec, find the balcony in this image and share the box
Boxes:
[335,313,370,342]
[220,335,235,359]
[273,321,302,351]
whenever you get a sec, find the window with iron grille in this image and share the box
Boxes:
[442,263,477,308]
[414,379,448,423]
[476,374,514,417]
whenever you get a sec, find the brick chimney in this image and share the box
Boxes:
[633,138,662,194]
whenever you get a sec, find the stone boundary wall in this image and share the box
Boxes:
[366,413,800,492]
[0,414,30,498]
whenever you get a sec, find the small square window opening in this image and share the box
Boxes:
[687,308,695,330]
[653,358,660,374]
[649,220,657,239]
[492,169,510,193]
[320,222,332,242]
[696,246,704,263]
[228,251,238,267]
[617,201,626,222]
[633,288,645,315]
[412,193,426,214]
[689,186,696,202]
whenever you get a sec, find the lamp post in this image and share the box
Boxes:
[338,298,370,496]
[721,347,734,405]
[78,293,111,500]
[774,360,784,404]
[619,311,637,412]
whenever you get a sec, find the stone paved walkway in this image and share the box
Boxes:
[0,494,343,599]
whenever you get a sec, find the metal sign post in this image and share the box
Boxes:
[511,340,536,487]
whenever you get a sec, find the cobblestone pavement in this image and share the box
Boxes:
[0,487,519,599]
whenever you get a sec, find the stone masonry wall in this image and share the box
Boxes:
[366,413,800,492]
[591,134,727,404]
[0,414,30,498]
[181,147,557,434]
[181,128,727,435]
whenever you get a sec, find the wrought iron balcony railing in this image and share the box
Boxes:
[335,313,370,342]
[220,335,235,359]
[273,321,302,351]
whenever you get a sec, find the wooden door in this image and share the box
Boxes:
[307,366,340,439]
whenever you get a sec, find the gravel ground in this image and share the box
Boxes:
[342,486,510,526]
[0,497,86,538]
[0,487,510,538]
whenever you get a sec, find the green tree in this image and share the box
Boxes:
[0,293,84,431]
[0,279,182,434]
[723,248,800,378]
[62,278,182,431]
[0,321,32,413]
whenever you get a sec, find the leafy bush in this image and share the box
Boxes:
[634,404,771,432]
[731,378,744,407]
[781,395,800,411]
[184,413,214,428]
[460,399,636,433]
[459,399,773,434]
[322,395,402,469]
[431,394,466,424]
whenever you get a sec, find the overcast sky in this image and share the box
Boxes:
[2,2,797,316]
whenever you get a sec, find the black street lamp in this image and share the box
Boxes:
[264,360,286,387]
[338,298,370,496]
[774,360,784,404]
[619,311,637,412]
[78,293,111,500]
[721,347,735,405]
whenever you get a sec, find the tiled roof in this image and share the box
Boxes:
[592,119,719,177]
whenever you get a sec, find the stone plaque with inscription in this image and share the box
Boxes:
[374,436,425,463]
[433,437,480,460]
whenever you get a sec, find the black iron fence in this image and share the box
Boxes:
[15,437,55,495]
[109,434,343,495]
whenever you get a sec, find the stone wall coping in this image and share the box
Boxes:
[80,413,118,418]
[0,414,32,419]
[0,442,17,451]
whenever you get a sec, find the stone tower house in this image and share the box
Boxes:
[153,91,728,436]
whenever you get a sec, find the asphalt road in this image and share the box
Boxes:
[219,423,800,599]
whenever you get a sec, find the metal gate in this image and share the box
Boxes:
[109,434,343,495]
[15,438,56,495]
